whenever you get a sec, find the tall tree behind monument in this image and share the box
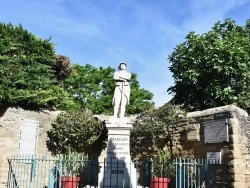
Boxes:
[64,64,154,115]
[168,18,250,112]
[0,23,73,110]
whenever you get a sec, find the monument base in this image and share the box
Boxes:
[98,117,137,188]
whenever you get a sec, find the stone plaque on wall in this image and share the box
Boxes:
[204,118,229,143]
[187,123,200,141]
[207,152,221,164]
[19,118,39,155]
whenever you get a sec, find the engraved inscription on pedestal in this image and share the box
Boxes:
[204,118,229,143]
[187,123,200,141]
[107,136,130,161]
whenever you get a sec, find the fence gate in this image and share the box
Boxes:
[7,155,229,188]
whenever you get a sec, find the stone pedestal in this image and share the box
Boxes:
[98,117,137,188]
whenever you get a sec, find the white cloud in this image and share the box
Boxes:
[181,0,249,34]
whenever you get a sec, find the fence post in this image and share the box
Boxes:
[178,158,182,188]
[29,154,36,188]
[59,155,62,188]
[205,161,210,188]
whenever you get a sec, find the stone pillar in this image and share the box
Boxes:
[98,117,137,188]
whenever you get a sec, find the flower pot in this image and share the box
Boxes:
[150,177,170,188]
[61,176,80,188]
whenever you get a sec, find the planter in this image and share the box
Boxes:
[61,176,80,188]
[150,177,170,188]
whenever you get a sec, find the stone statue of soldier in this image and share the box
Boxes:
[112,62,131,118]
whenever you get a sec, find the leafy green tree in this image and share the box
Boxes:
[47,109,107,155]
[130,104,185,160]
[168,19,250,112]
[0,23,74,110]
[64,64,154,115]
[127,73,154,115]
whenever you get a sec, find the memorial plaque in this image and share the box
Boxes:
[107,135,130,161]
[204,118,229,143]
[18,118,39,162]
[207,152,221,164]
[19,118,39,154]
[187,123,200,141]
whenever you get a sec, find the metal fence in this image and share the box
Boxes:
[173,158,230,188]
[7,155,230,188]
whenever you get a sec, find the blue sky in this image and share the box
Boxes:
[0,0,249,107]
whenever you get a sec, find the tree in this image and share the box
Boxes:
[130,104,185,160]
[47,109,107,155]
[0,23,74,110]
[168,19,250,112]
[63,64,154,115]
[127,73,155,115]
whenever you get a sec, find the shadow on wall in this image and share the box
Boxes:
[0,105,8,117]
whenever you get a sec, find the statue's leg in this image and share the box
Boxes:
[114,104,120,118]
[119,96,127,118]
[113,90,122,117]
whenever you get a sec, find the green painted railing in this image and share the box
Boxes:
[7,155,230,188]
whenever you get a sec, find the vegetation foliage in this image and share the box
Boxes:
[47,109,107,156]
[64,64,154,115]
[150,149,175,177]
[168,19,250,112]
[0,23,74,110]
[130,104,185,160]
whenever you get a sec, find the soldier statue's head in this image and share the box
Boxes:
[119,62,127,70]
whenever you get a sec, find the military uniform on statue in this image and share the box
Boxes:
[112,62,131,119]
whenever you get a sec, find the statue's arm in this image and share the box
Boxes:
[114,72,131,81]
[118,72,131,81]
[113,72,120,80]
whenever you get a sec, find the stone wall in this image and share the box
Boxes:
[243,115,250,188]
[172,105,249,188]
[1,105,250,188]
[0,107,60,188]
